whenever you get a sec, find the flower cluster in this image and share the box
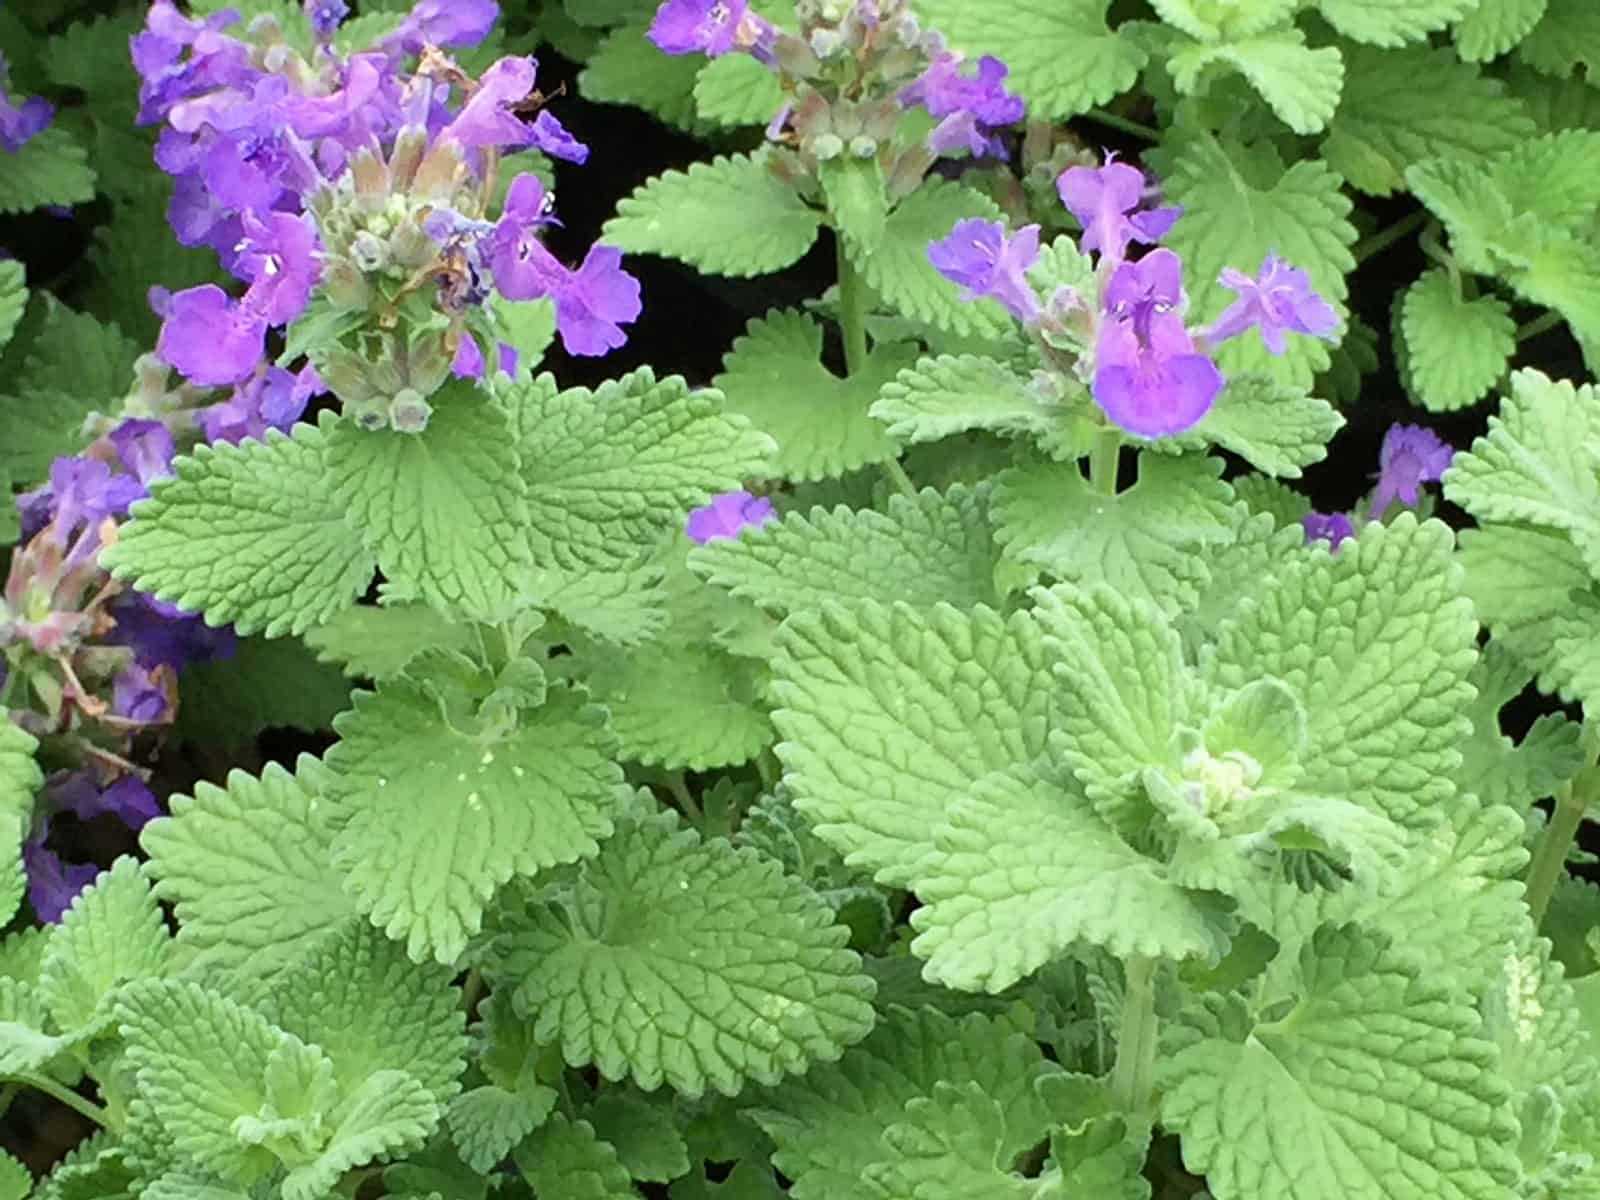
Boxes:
[685,491,776,543]
[1303,422,1454,550]
[0,49,52,153]
[133,0,640,426]
[928,155,1340,439]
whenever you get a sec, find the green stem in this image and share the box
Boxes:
[1516,311,1565,344]
[667,772,702,824]
[461,968,484,1015]
[1527,779,1591,927]
[1089,428,1121,496]
[11,1074,112,1129]
[836,235,916,500]
[1351,210,1427,265]
[1084,107,1160,142]
[1110,956,1159,1115]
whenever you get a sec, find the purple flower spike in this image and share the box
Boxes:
[109,419,177,490]
[156,285,265,386]
[927,218,1041,325]
[1302,511,1354,550]
[1057,158,1181,266]
[1208,253,1339,355]
[902,53,1024,160]
[1370,423,1453,520]
[686,491,776,543]
[649,0,749,57]
[442,56,538,149]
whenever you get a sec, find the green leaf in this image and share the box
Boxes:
[0,1149,28,1200]
[851,180,1014,338]
[713,309,911,482]
[103,425,374,638]
[912,0,1145,119]
[1445,370,1600,569]
[771,603,1053,886]
[1457,524,1592,696]
[1160,924,1521,1200]
[694,53,785,127]
[1500,60,1600,131]
[0,260,23,355]
[1179,507,1305,647]
[992,453,1236,615]
[871,354,1064,447]
[282,1070,439,1200]
[584,1093,691,1184]
[580,23,707,133]
[1517,0,1600,77]
[1397,269,1516,412]
[447,1083,557,1175]
[262,922,466,1104]
[1457,643,1583,813]
[491,808,875,1097]
[1178,373,1344,477]
[0,723,39,927]
[1150,0,1301,39]
[1317,0,1479,45]
[1205,516,1478,827]
[1168,29,1344,135]
[142,760,358,991]
[1405,157,1518,277]
[862,1082,1045,1199]
[603,154,821,277]
[508,368,774,572]
[910,769,1229,991]
[0,980,66,1075]
[303,604,476,680]
[1456,0,1550,60]
[690,486,999,613]
[820,158,887,255]
[327,677,622,965]
[749,1005,1058,1200]
[513,1114,637,1199]
[39,857,170,1035]
[589,642,771,771]
[173,636,351,749]
[1322,44,1535,197]
[327,389,529,617]
[0,128,95,214]
[1164,137,1357,387]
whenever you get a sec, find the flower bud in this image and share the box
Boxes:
[389,389,432,434]
[350,230,389,273]
[848,134,877,159]
[811,132,845,160]
[320,257,372,310]
[809,28,844,58]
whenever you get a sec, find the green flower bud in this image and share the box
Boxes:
[389,388,433,434]
[350,230,389,273]
[812,132,845,161]
[848,135,877,159]
[809,28,844,58]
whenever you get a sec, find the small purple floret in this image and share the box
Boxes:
[927,218,1041,325]
[649,0,748,57]
[1302,511,1354,550]
[901,53,1024,160]
[1208,253,1339,355]
[1370,423,1453,519]
[1058,158,1181,266]
[686,491,776,543]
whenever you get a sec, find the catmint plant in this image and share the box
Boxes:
[0,0,1599,1196]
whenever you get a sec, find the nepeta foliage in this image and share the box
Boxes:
[1,0,1600,1196]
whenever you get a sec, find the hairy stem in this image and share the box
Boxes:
[11,1074,113,1130]
[667,772,703,823]
[1110,956,1159,1115]
[1351,210,1427,265]
[836,235,916,500]
[1089,428,1122,496]
[1085,107,1160,142]
[1516,311,1564,344]
[1526,779,1591,927]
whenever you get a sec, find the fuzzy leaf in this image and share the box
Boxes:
[771,602,1054,886]
[713,309,912,482]
[580,23,705,132]
[173,636,351,749]
[102,425,373,638]
[993,453,1236,615]
[39,857,170,1035]
[603,154,821,277]
[327,678,623,965]
[694,53,785,128]
[285,1071,438,1200]
[1318,0,1480,45]
[1397,269,1517,412]
[1177,373,1344,477]
[1168,29,1344,135]
[303,605,476,680]
[584,1093,691,1184]
[1160,925,1521,1200]
[870,354,1062,446]
[141,760,358,990]
[447,1084,556,1174]
[862,1082,1042,1199]
[750,1005,1058,1200]
[820,157,887,255]
[1518,0,1600,77]
[0,723,39,927]
[513,1114,637,1199]
[0,261,23,355]
[1457,641,1583,812]
[0,128,95,214]
[492,809,875,1097]
[690,486,999,613]
[1455,0,1549,60]
[913,0,1145,119]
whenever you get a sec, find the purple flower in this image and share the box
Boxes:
[155,285,266,386]
[305,0,349,38]
[23,835,99,924]
[1057,158,1181,266]
[927,218,1041,324]
[649,0,748,57]
[23,771,162,923]
[901,53,1024,160]
[686,491,775,543]
[529,110,589,164]
[1370,423,1453,520]
[131,2,254,126]
[382,0,499,56]
[234,211,320,327]
[442,56,537,149]
[109,419,176,490]
[107,591,236,670]
[44,457,144,543]
[112,662,174,724]
[0,89,53,155]
[198,364,321,445]
[451,333,519,379]
[1302,511,1354,550]
[1092,249,1222,438]
[1207,253,1339,355]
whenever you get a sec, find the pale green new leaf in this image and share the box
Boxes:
[851,180,1013,338]
[0,980,65,1075]
[509,368,773,572]
[910,769,1228,992]
[1164,138,1357,386]
[493,809,874,1097]
[694,53,784,128]
[1159,924,1521,1200]
[1176,373,1343,477]
[912,0,1145,119]
[0,128,95,214]
[993,453,1235,615]
[102,425,374,638]
[327,679,623,964]
[1168,29,1343,135]
[689,486,999,614]
[603,154,821,277]
[447,1084,556,1174]
[1150,0,1300,39]
[770,602,1053,886]
[1517,0,1600,77]
[1318,0,1479,45]
[327,392,528,617]
[862,1082,1037,1199]
[513,1114,636,1199]
[1205,516,1478,826]
[870,354,1062,446]
[1456,0,1549,61]
[141,760,358,990]
[39,857,170,1035]
[0,261,23,355]
[712,309,911,481]
[1457,641,1583,813]
[1397,269,1516,412]
[750,1005,1057,1200]
[1405,158,1520,276]
[303,604,476,680]
[282,1071,439,1200]
[262,922,466,1104]
[1322,45,1534,196]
